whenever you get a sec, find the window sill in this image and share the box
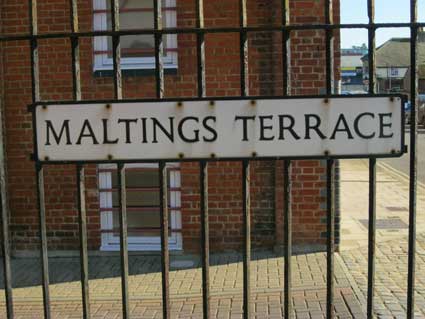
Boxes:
[94,68,178,78]
[99,244,183,252]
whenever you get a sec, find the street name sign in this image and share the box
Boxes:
[34,96,404,162]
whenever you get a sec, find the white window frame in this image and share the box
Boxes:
[93,0,178,71]
[99,163,182,251]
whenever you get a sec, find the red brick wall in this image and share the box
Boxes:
[274,0,341,248]
[0,0,340,252]
[181,160,276,252]
[178,0,341,252]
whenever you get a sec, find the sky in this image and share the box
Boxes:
[340,0,425,48]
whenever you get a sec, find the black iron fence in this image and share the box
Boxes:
[0,0,423,318]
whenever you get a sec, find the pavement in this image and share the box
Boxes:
[338,159,425,319]
[0,252,365,318]
[382,130,425,184]
[339,159,425,251]
[0,159,424,318]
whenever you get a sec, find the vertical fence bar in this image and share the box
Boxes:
[30,0,51,317]
[35,164,51,319]
[0,104,13,319]
[367,0,376,95]
[282,1,292,317]
[154,17,169,318]
[196,2,209,317]
[70,2,90,317]
[111,0,128,313]
[325,0,334,96]
[154,0,164,99]
[282,0,290,96]
[117,163,129,319]
[242,159,251,319]
[196,0,206,98]
[70,0,81,101]
[200,160,210,319]
[239,0,249,97]
[239,1,250,318]
[29,0,40,103]
[325,1,334,318]
[367,158,376,318]
[153,3,169,314]
[366,2,377,318]
[407,0,418,317]
[110,0,122,99]
[326,159,335,319]
[76,165,90,318]
[283,160,292,319]
[159,161,170,319]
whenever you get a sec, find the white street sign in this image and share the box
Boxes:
[35,97,404,161]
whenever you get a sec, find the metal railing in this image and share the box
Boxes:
[0,0,422,318]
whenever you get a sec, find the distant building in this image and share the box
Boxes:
[362,30,425,94]
[341,47,367,92]
[403,65,425,97]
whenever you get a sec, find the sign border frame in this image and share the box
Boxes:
[28,94,407,164]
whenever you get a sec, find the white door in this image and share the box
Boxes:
[99,163,182,251]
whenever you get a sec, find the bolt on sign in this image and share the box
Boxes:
[33,96,405,162]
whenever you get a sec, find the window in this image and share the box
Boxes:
[93,0,178,71]
[390,67,399,77]
[99,163,182,251]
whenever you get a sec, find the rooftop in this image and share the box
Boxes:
[362,34,425,67]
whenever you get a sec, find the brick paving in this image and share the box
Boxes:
[1,290,362,319]
[340,233,425,319]
[0,252,365,318]
[339,159,425,319]
[339,160,425,251]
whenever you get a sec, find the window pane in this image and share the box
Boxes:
[106,0,168,58]
[111,169,161,206]
[113,210,161,237]
[106,0,154,29]
[106,166,176,237]
[112,191,159,207]
[111,169,159,188]
[120,35,156,58]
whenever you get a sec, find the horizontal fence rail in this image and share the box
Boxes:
[2,23,425,42]
[0,0,419,318]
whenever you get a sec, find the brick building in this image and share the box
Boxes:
[0,0,340,254]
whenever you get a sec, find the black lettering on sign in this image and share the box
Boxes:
[45,120,72,145]
[379,113,394,138]
[118,118,138,144]
[278,115,300,140]
[202,116,218,142]
[330,114,354,140]
[304,114,326,139]
[152,117,174,143]
[140,117,148,143]
[235,116,256,141]
[354,113,375,139]
[178,117,200,143]
[102,119,119,144]
[76,120,99,145]
[259,115,274,141]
